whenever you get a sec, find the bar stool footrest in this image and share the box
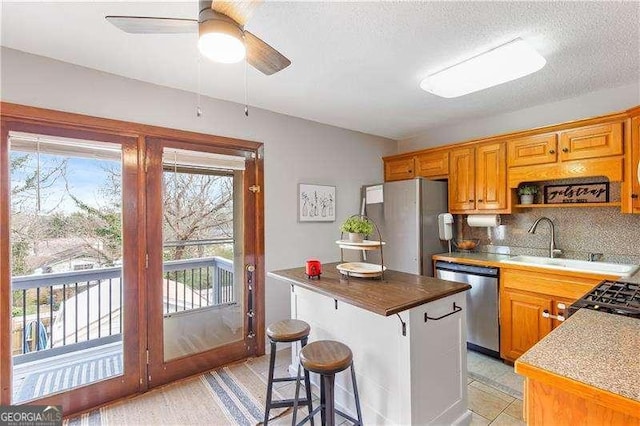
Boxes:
[269,398,310,409]
[336,408,361,426]
[295,406,322,426]
[272,376,298,383]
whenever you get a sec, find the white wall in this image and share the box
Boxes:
[399,82,640,151]
[0,47,396,348]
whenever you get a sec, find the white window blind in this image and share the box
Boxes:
[162,148,246,171]
[9,131,121,160]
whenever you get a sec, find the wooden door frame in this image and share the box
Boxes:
[0,103,265,414]
[0,118,142,413]
[145,137,264,387]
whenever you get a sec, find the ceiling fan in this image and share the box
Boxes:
[106,0,291,75]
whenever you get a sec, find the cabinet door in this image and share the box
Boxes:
[384,156,415,181]
[500,290,553,362]
[476,141,507,211]
[631,116,640,213]
[416,150,449,178]
[448,147,475,212]
[559,122,623,161]
[507,133,558,167]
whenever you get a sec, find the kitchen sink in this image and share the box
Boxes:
[500,255,640,277]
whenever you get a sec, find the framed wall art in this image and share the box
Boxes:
[298,184,336,222]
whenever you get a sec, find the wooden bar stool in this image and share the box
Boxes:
[292,340,363,426]
[264,319,314,425]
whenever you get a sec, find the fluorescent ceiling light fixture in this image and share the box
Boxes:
[420,38,546,98]
[198,19,246,64]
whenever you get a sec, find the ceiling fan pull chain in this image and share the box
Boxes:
[244,36,249,117]
[196,52,202,117]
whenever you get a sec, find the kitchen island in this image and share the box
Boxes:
[268,262,472,425]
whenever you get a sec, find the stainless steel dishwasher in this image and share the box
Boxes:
[435,260,500,358]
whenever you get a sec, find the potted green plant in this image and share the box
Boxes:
[340,216,374,243]
[518,184,539,205]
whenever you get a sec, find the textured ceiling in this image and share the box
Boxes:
[1,1,639,139]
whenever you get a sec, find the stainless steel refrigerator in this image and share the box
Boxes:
[361,178,448,277]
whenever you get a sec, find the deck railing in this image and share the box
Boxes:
[11,256,235,362]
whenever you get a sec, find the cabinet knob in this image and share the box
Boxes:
[549,149,556,154]
[632,194,638,199]
[562,147,569,153]
[468,199,474,203]
[477,199,484,203]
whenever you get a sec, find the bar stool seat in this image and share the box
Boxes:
[263,319,314,426]
[293,340,363,426]
[267,319,311,343]
[299,340,352,374]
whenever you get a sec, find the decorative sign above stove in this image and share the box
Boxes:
[543,182,609,204]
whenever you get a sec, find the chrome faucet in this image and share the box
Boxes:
[527,217,563,258]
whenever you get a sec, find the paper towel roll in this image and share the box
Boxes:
[467,214,501,227]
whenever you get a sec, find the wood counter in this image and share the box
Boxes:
[268,262,471,316]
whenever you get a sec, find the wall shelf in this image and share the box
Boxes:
[515,202,621,208]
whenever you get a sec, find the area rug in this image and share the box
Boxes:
[467,350,524,399]
[65,361,291,426]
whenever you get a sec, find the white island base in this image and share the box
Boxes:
[289,286,471,425]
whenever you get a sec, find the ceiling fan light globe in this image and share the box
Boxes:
[198,18,245,64]
[198,32,246,63]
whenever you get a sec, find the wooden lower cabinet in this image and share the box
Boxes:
[499,267,611,362]
[500,290,553,361]
[520,374,640,425]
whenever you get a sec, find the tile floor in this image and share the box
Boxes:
[252,349,524,426]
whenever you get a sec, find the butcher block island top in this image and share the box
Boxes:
[268,262,471,316]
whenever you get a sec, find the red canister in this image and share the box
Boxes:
[305,259,322,279]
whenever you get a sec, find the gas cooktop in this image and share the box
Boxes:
[568,280,640,319]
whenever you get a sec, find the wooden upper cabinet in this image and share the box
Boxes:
[448,147,475,212]
[416,150,449,178]
[630,116,640,213]
[507,133,558,167]
[449,143,507,213]
[476,142,507,211]
[384,156,415,181]
[559,122,623,161]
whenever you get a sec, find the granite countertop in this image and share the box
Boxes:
[432,252,511,268]
[268,262,471,316]
[516,309,640,403]
[433,252,640,283]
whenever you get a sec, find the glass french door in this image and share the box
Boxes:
[145,139,259,387]
[0,121,142,413]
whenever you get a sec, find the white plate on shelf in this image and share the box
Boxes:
[336,262,386,277]
[335,240,386,250]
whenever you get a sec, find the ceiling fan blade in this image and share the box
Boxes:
[244,31,291,75]
[106,16,198,34]
[211,0,263,26]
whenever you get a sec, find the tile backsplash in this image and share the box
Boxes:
[461,207,640,264]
